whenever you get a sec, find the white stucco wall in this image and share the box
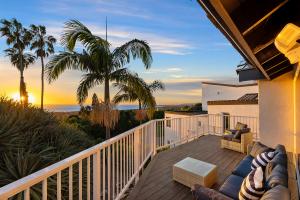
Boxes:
[259,72,294,152]
[296,75,300,154]
[202,83,258,111]
[207,104,258,117]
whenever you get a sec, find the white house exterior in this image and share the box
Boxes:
[201,82,258,111]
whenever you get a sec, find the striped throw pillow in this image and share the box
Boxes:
[251,151,275,170]
[239,167,265,200]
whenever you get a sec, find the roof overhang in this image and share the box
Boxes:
[208,100,258,105]
[197,0,300,80]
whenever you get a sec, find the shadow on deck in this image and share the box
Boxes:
[127,135,245,200]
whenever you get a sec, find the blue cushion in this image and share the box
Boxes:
[232,155,253,178]
[222,134,234,141]
[219,175,244,200]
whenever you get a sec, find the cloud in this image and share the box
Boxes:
[43,20,192,55]
[143,67,184,74]
[212,42,232,47]
[170,75,183,78]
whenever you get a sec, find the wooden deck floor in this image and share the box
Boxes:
[127,135,245,200]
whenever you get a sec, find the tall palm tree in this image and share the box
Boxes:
[46,20,152,139]
[0,18,32,105]
[114,79,164,109]
[4,48,35,105]
[113,79,164,119]
[30,25,56,110]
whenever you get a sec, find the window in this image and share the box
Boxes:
[223,113,230,130]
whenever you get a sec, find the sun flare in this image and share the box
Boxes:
[11,92,36,104]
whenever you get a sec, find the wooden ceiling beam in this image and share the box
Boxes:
[253,39,274,55]
[242,0,288,35]
[265,59,289,72]
[269,65,293,79]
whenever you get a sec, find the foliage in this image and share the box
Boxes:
[0,97,94,199]
[90,94,120,130]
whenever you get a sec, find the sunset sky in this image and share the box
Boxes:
[0,0,242,106]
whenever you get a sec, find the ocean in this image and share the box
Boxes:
[44,104,140,112]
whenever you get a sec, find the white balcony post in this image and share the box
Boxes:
[133,129,141,184]
[93,151,101,200]
[152,121,157,156]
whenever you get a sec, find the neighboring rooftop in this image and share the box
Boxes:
[164,111,208,116]
[207,93,258,105]
[237,93,258,101]
[202,82,257,87]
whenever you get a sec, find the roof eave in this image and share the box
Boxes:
[197,0,270,80]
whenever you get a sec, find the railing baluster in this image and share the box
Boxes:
[102,148,106,200]
[42,179,47,200]
[131,133,134,176]
[24,188,30,200]
[69,166,73,200]
[126,136,129,182]
[93,151,100,200]
[57,171,61,200]
[112,143,115,199]
[123,137,125,188]
[141,128,144,162]
[87,156,90,200]
[117,140,119,195]
[108,145,111,200]
[79,160,82,200]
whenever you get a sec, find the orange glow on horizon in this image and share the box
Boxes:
[11,92,36,104]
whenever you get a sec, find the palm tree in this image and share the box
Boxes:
[30,25,56,110]
[0,18,32,105]
[113,79,164,120]
[4,48,35,105]
[46,20,152,139]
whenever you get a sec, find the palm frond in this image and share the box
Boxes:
[46,51,91,82]
[30,24,56,58]
[77,73,104,104]
[112,39,152,69]
[62,20,109,53]
[149,80,165,91]
[4,48,35,70]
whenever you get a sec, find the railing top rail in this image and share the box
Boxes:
[156,114,209,121]
[207,114,258,119]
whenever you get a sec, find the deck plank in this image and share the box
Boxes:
[127,135,245,200]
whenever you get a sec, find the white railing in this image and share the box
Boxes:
[0,114,258,200]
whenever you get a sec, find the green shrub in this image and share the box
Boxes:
[0,97,94,198]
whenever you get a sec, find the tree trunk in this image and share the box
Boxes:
[104,76,110,139]
[138,99,142,110]
[138,99,142,124]
[19,49,24,106]
[20,71,23,104]
[41,57,45,110]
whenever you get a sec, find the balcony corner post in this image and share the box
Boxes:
[152,121,157,157]
[134,129,141,184]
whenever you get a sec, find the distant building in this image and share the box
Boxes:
[201,82,258,111]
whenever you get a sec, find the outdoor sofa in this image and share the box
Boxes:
[192,142,290,200]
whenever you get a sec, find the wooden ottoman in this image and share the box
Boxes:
[173,157,217,188]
